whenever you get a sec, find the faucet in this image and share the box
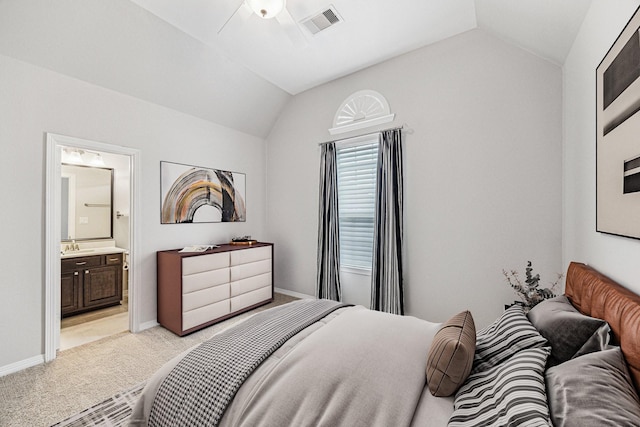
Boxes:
[64,240,79,252]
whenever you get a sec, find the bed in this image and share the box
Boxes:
[129,262,640,426]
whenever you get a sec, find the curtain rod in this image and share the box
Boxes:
[317,125,406,146]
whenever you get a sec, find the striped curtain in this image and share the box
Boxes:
[316,142,342,301]
[370,129,404,314]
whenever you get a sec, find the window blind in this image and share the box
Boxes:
[336,139,378,270]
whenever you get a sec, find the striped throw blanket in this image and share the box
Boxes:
[148,299,347,427]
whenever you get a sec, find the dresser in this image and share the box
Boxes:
[157,242,273,336]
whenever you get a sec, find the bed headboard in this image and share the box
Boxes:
[565,262,640,392]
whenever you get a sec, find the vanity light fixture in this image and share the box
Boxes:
[246,0,285,19]
[88,152,106,167]
[62,148,84,164]
[62,147,106,166]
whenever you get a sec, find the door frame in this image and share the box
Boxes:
[45,133,142,362]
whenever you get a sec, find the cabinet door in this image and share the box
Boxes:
[61,271,80,316]
[83,265,122,308]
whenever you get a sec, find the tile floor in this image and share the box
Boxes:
[60,302,129,350]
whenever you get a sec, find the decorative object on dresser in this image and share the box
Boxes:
[160,161,246,224]
[61,253,123,317]
[157,242,273,336]
[230,235,258,245]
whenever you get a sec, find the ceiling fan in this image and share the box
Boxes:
[218,0,306,46]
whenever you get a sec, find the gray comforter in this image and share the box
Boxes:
[129,302,450,427]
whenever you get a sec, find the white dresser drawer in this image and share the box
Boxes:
[182,252,229,276]
[230,286,272,312]
[230,259,271,282]
[183,267,230,294]
[231,246,272,265]
[158,244,273,336]
[183,283,230,312]
[231,272,272,297]
[183,299,230,331]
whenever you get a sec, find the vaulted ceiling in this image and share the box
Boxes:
[130,0,594,94]
[0,0,594,137]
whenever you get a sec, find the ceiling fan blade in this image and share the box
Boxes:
[276,8,306,47]
[218,1,253,35]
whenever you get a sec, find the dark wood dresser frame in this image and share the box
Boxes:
[157,242,274,336]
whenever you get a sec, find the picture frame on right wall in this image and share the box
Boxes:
[596,5,640,240]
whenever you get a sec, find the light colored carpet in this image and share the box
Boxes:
[0,293,297,427]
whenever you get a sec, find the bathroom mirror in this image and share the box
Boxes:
[61,164,114,241]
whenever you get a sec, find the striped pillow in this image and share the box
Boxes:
[449,347,552,427]
[472,305,547,373]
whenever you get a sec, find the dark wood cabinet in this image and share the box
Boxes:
[61,253,123,317]
[61,271,80,315]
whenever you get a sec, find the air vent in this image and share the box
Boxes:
[301,6,342,35]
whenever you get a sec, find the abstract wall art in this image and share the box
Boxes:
[161,161,246,224]
[596,5,640,239]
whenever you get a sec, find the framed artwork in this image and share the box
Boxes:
[596,5,640,239]
[160,161,246,224]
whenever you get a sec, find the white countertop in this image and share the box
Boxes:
[60,247,127,259]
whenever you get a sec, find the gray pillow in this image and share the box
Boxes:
[527,295,610,366]
[546,347,640,427]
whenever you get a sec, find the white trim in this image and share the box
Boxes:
[274,287,315,300]
[45,133,142,362]
[128,150,142,333]
[334,132,380,149]
[329,114,395,135]
[45,136,61,361]
[0,355,45,377]
[139,320,160,331]
[330,89,395,135]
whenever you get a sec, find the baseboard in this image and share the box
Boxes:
[0,354,45,377]
[275,287,315,300]
[138,320,160,331]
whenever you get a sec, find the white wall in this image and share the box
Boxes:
[101,152,132,251]
[563,0,640,291]
[0,0,289,138]
[0,54,266,368]
[266,29,563,328]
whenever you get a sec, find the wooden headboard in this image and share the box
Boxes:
[565,262,640,392]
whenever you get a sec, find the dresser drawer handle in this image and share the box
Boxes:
[109,257,120,262]
[74,272,79,276]
[75,261,87,266]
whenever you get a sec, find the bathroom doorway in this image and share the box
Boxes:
[45,133,141,361]
[59,149,131,350]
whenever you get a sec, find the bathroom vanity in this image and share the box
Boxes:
[61,248,125,317]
